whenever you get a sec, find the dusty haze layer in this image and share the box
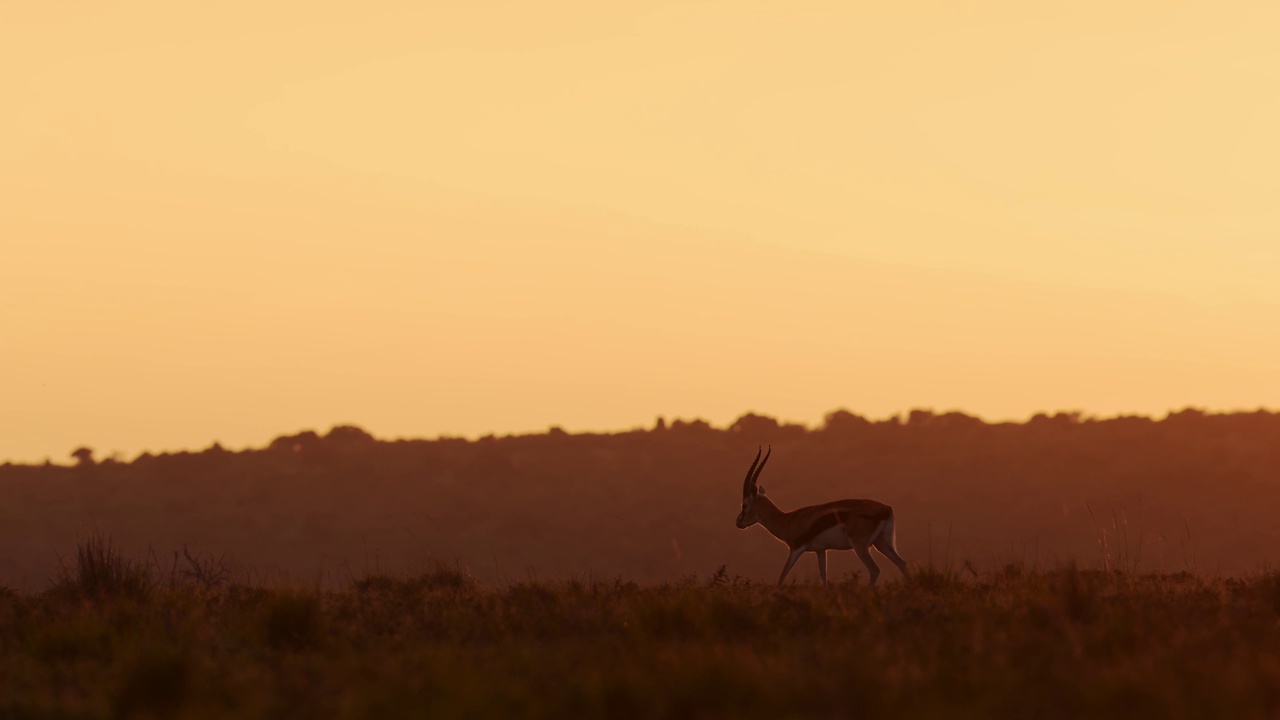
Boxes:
[2,408,1277,593]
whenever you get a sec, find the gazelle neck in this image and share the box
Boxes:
[753,495,792,542]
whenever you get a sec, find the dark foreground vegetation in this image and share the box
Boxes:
[5,540,1280,719]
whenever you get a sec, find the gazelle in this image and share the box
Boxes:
[735,446,909,588]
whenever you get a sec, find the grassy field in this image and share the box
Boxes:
[4,542,1280,719]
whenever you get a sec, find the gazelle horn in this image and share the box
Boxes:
[744,445,771,497]
[753,445,772,491]
[742,447,762,499]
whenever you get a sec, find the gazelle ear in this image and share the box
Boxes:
[757,485,766,495]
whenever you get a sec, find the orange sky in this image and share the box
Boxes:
[3,1,1279,463]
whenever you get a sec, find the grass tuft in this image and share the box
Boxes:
[53,533,152,600]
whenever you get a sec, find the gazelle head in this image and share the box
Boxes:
[735,445,771,529]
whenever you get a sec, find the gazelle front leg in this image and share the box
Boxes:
[816,550,829,588]
[776,548,804,587]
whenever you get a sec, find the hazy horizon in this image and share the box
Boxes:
[6,404,1274,466]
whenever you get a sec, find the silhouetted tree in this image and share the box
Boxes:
[268,431,322,453]
[670,418,712,433]
[822,409,870,433]
[730,413,780,439]
[70,447,95,467]
[907,409,936,427]
[325,425,376,446]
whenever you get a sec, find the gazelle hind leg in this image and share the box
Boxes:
[873,539,909,576]
[872,518,909,576]
[816,550,829,588]
[854,545,880,588]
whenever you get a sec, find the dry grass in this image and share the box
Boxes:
[50,532,153,600]
[5,541,1280,718]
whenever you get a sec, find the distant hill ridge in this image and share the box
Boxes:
[14,406,1276,467]
[2,407,1278,592]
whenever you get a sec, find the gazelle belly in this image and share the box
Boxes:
[806,524,854,551]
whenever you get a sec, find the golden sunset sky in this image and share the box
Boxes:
[3,1,1279,462]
